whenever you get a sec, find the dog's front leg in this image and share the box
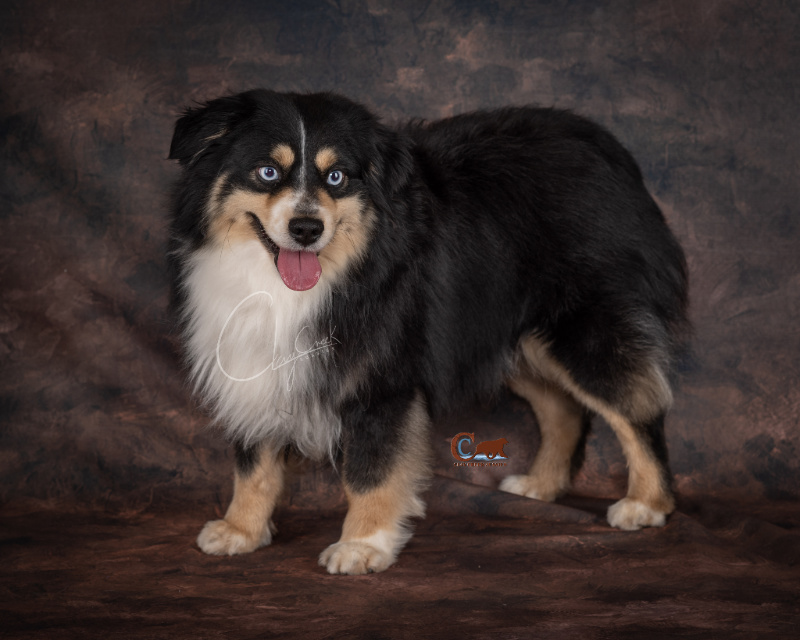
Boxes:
[320,391,431,575]
[197,440,285,555]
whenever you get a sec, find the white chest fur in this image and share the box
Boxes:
[181,240,341,458]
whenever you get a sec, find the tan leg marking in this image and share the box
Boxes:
[602,411,674,530]
[512,336,675,530]
[320,396,431,575]
[317,195,375,283]
[500,367,585,502]
[197,443,285,555]
[205,179,297,250]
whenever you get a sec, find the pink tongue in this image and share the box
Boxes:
[276,249,322,291]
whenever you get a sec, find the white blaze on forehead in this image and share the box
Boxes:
[298,116,307,189]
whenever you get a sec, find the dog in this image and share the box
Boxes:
[167,90,689,575]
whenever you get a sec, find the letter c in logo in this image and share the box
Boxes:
[451,432,476,461]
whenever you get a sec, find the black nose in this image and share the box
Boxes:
[288,217,324,246]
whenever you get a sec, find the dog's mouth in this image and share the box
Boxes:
[247,212,322,292]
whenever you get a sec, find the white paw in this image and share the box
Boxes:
[319,540,395,575]
[607,498,667,531]
[196,518,274,556]
[499,474,561,502]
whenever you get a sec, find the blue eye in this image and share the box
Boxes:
[327,170,344,187]
[257,166,280,182]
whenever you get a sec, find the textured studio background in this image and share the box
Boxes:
[1,0,799,511]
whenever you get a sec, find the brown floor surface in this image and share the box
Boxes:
[2,477,799,639]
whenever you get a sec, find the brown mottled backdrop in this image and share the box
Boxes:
[1,1,799,637]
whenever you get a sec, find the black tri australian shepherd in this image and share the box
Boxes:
[168,90,689,575]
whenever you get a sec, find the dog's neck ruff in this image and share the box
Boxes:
[181,240,340,458]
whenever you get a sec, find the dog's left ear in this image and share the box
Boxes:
[169,93,254,166]
[365,125,414,213]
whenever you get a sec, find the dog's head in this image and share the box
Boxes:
[169,90,412,290]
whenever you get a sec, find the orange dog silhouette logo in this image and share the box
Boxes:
[451,432,509,465]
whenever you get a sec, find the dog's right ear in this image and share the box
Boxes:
[169,94,253,166]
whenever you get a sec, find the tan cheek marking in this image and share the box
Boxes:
[206,172,229,207]
[206,185,295,248]
[318,194,375,281]
[315,147,338,174]
[271,144,295,172]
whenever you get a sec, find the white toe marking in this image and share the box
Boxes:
[607,498,667,530]
[196,519,271,556]
[499,474,560,502]
[319,529,400,575]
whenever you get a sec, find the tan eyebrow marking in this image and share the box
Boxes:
[315,147,338,174]
[271,144,295,171]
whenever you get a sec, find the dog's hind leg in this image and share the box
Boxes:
[511,336,675,530]
[500,366,591,502]
[320,392,431,575]
[197,440,285,555]
[601,409,673,529]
